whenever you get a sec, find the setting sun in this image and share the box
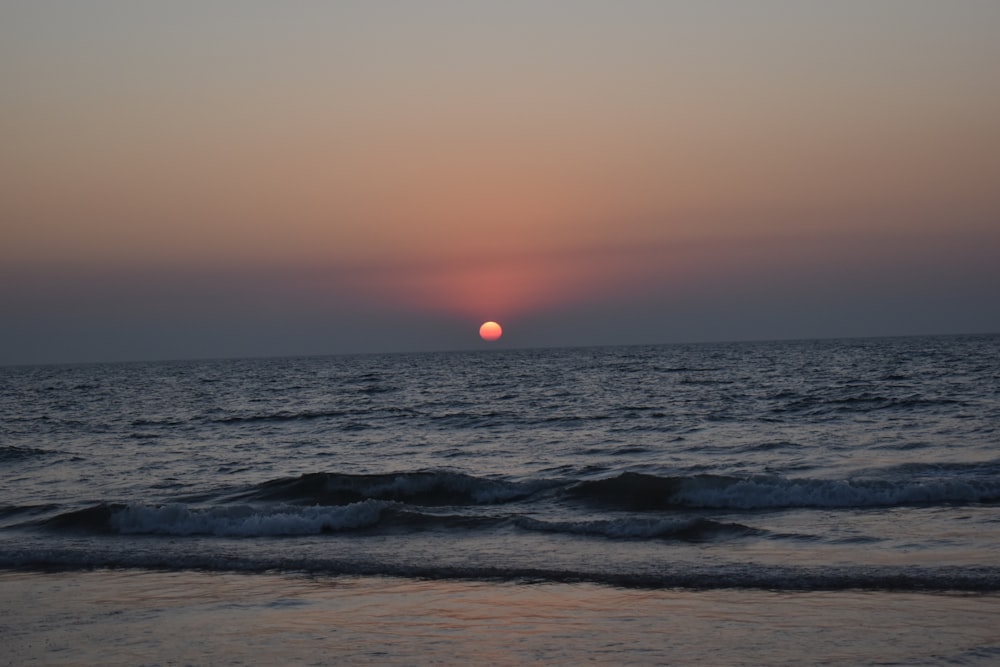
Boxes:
[479,321,502,341]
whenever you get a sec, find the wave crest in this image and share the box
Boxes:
[39,501,389,537]
[567,471,1000,510]
[240,471,544,506]
[0,445,50,462]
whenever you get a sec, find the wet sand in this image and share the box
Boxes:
[3,569,999,665]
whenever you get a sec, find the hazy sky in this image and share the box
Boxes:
[2,1,999,364]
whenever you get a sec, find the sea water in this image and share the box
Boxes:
[2,334,999,664]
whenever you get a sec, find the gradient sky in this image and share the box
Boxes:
[2,1,999,364]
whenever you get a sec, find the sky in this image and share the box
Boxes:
[2,1,999,364]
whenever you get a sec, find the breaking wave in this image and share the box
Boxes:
[566,470,1000,510]
[35,501,762,541]
[19,464,999,542]
[232,467,1000,512]
[233,471,550,506]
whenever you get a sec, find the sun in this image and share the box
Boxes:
[479,321,502,341]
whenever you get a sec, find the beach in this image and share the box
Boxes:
[4,569,1000,665]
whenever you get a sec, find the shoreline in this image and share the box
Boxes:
[3,568,999,665]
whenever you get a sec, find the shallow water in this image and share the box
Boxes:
[3,570,1000,666]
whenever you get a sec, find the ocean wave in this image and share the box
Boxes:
[33,498,533,537]
[0,503,61,523]
[211,409,348,424]
[30,501,758,542]
[37,501,390,536]
[3,547,999,592]
[429,411,516,428]
[515,516,758,541]
[774,392,967,417]
[39,504,125,533]
[566,471,1000,510]
[0,445,50,462]
[236,471,550,506]
[357,383,397,394]
[22,467,1000,541]
[115,501,391,536]
[147,467,1000,514]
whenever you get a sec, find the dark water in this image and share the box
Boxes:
[2,334,999,592]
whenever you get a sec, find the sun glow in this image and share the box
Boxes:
[479,321,502,341]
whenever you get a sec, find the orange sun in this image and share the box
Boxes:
[479,321,503,341]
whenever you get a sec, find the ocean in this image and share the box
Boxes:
[2,334,999,665]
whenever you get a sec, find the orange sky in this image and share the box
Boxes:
[2,2,999,362]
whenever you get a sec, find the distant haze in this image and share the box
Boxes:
[2,2,999,364]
